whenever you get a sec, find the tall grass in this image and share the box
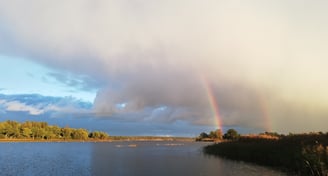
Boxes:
[204,133,328,175]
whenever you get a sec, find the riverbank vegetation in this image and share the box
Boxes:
[0,120,193,142]
[203,130,328,176]
[196,128,240,142]
[0,120,109,141]
[196,129,223,142]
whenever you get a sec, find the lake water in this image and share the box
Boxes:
[0,142,287,176]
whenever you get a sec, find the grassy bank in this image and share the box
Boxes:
[204,133,328,176]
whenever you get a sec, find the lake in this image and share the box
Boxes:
[0,142,287,176]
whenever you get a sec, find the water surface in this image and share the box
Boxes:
[0,142,287,176]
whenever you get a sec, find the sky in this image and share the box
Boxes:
[0,0,328,136]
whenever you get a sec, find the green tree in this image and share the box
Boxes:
[223,129,239,140]
[22,128,32,138]
[61,127,73,139]
[49,126,62,139]
[31,127,46,139]
[6,123,20,138]
[0,120,110,141]
[71,129,89,140]
[89,131,109,139]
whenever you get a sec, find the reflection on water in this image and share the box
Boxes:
[0,142,287,176]
[91,141,287,176]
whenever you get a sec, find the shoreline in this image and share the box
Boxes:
[203,134,328,175]
[0,137,195,143]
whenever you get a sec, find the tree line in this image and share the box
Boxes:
[0,120,109,140]
[196,128,240,141]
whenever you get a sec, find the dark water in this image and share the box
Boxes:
[0,142,287,176]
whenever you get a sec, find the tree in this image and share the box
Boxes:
[209,129,223,140]
[49,126,62,138]
[0,120,109,141]
[31,127,46,139]
[22,128,32,138]
[71,129,89,140]
[223,129,239,140]
[61,127,73,139]
[199,132,209,139]
[89,131,109,139]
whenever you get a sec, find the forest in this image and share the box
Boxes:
[0,120,109,140]
[203,131,328,176]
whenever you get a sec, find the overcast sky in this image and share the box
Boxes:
[0,0,328,135]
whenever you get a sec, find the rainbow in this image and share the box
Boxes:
[257,92,272,132]
[202,76,272,132]
[202,76,223,130]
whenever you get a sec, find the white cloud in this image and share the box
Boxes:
[0,100,44,115]
[0,94,92,117]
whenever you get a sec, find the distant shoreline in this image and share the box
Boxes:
[0,120,196,143]
[0,136,195,143]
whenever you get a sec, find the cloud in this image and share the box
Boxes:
[47,71,101,92]
[0,100,44,115]
[0,1,328,132]
[0,94,92,116]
